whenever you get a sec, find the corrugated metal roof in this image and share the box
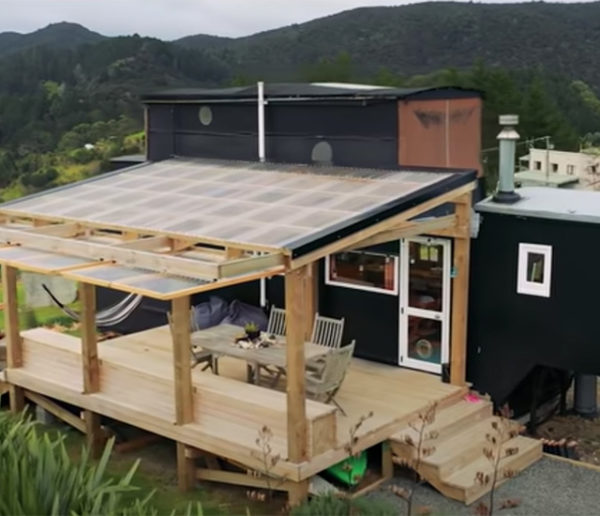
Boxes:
[141,83,481,103]
[476,187,600,224]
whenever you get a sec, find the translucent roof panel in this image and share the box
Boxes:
[0,158,470,252]
[0,246,96,272]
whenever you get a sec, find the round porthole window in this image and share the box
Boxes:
[199,106,213,126]
[311,141,333,164]
[415,339,433,359]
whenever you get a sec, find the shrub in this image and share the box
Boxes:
[0,412,203,516]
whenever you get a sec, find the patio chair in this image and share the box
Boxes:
[266,305,287,336]
[167,309,215,372]
[305,340,355,416]
[311,314,345,349]
[256,306,287,385]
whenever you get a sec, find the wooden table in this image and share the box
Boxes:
[191,324,328,384]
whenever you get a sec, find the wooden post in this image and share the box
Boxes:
[176,442,196,492]
[171,295,195,492]
[304,262,319,340]
[171,296,194,425]
[450,194,472,386]
[79,282,104,458]
[79,283,99,393]
[285,266,308,463]
[2,265,24,412]
[83,410,104,459]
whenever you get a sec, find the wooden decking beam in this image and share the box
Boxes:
[2,265,25,413]
[450,193,472,386]
[285,266,308,463]
[24,391,86,433]
[217,252,285,279]
[26,222,82,237]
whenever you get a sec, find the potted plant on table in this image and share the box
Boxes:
[244,322,260,341]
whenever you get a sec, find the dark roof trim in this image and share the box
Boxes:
[141,84,482,103]
[287,168,477,258]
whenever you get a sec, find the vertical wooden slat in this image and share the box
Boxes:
[79,282,99,393]
[2,265,24,412]
[450,193,472,386]
[176,442,196,492]
[285,266,308,463]
[171,296,193,425]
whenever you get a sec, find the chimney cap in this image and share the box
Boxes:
[499,114,519,126]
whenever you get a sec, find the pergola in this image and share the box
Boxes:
[0,157,476,502]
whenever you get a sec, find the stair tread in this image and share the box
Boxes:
[444,436,542,488]
[391,398,492,442]
[425,416,518,465]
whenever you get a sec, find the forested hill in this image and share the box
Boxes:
[175,2,600,87]
[2,2,600,198]
[0,22,105,57]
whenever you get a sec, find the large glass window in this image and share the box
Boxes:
[326,251,398,295]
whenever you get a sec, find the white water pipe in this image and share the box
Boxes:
[258,81,265,163]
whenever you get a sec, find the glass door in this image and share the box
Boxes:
[399,237,451,374]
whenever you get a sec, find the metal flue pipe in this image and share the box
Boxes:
[493,114,521,204]
[257,81,266,163]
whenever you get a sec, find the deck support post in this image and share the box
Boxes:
[304,262,319,339]
[79,282,104,458]
[450,193,472,386]
[285,266,308,465]
[2,265,25,413]
[171,295,195,491]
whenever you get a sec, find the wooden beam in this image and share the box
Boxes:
[171,296,194,424]
[285,266,308,463]
[24,391,86,433]
[26,222,82,237]
[344,215,456,251]
[289,182,476,269]
[196,468,294,492]
[0,227,219,280]
[218,252,285,278]
[79,283,99,393]
[83,409,105,459]
[115,235,172,251]
[2,264,25,413]
[450,193,472,386]
[304,262,318,340]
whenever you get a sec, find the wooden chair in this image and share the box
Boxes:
[305,340,355,415]
[266,306,287,336]
[311,314,345,349]
[167,309,215,372]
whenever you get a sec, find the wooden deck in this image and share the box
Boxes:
[6,325,467,481]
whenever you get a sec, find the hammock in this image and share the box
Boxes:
[42,284,143,327]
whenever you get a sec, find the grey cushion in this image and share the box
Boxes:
[191,296,229,330]
[222,300,268,330]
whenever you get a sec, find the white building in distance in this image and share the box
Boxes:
[518,148,600,190]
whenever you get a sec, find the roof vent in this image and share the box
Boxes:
[493,114,521,204]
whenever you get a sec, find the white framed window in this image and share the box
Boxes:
[517,243,552,298]
[325,251,398,295]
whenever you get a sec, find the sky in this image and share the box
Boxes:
[0,0,591,41]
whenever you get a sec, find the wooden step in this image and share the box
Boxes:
[423,416,521,478]
[444,436,543,505]
[390,397,493,460]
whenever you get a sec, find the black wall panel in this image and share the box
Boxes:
[468,213,600,403]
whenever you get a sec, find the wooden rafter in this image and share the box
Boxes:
[288,182,477,269]
[344,215,456,251]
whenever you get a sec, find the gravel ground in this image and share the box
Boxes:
[371,457,600,515]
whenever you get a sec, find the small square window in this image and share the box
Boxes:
[551,163,558,173]
[567,165,575,175]
[534,161,542,170]
[517,243,552,297]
